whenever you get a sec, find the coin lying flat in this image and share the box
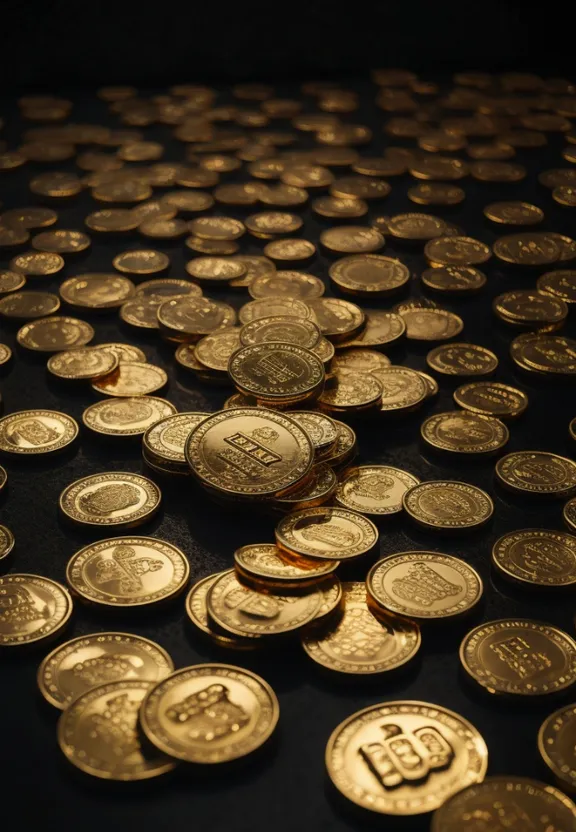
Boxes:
[60,473,161,529]
[290,411,338,457]
[185,573,256,649]
[38,632,175,709]
[371,367,428,413]
[483,201,544,225]
[158,296,236,341]
[539,705,576,793]
[239,316,320,349]
[0,270,26,294]
[17,316,94,351]
[0,410,78,455]
[403,480,494,531]
[460,619,576,696]
[0,344,12,366]
[329,254,409,296]
[492,529,576,587]
[335,465,420,516]
[431,777,576,832]
[326,700,488,815]
[98,343,147,364]
[57,680,175,780]
[537,269,576,304]
[113,249,170,275]
[32,229,90,254]
[92,362,168,397]
[83,397,177,437]
[234,543,337,586]
[195,329,242,371]
[510,333,576,375]
[228,342,324,406]
[0,290,60,319]
[368,552,483,620]
[0,465,7,490]
[185,256,246,285]
[453,381,528,419]
[240,297,311,325]
[493,290,568,328]
[60,274,135,310]
[309,298,365,342]
[427,343,498,377]
[185,408,314,498]
[143,412,208,468]
[338,310,406,349]
[47,347,118,380]
[421,266,486,294]
[318,373,383,413]
[495,451,576,498]
[422,410,509,455]
[493,233,560,266]
[10,251,64,276]
[397,307,463,341]
[276,506,378,561]
[66,536,188,607]
[248,270,323,300]
[424,236,491,266]
[140,664,279,763]
[302,581,421,674]
[331,349,391,375]
[0,574,73,646]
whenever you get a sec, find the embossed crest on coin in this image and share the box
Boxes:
[427,343,498,376]
[83,397,177,437]
[60,473,161,528]
[403,480,494,530]
[453,382,528,419]
[0,410,78,455]
[495,451,576,497]
[492,529,576,587]
[0,574,72,647]
[48,347,118,380]
[276,506,378,561]
[229,342,325,403]
[336,465,420,515]
[421,410,509,454]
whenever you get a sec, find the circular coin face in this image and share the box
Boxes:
[483,201,544,225]
[66,536,188,606]
[32,229,90,254]
[539,705,576,792]
[492,529,576,587]
[140,664,279,763]
[240,316,320,350]
[340,310,406,349]
[427,343,498,376]
[431,777,576,832]
[228,342,324,403]
[309,298,365,342]
[92,362,168,397]
[113,249,170,275]
[0,270,26,294]
[0,291,60,319]
[136,279,201,300]
[60,473,161,528]
[264,238,316,263]
[143,412,208,465]
[0,525,14,560]
[302,581,421,674]
[0,574,73,646]
[387,213,447,242]
[326,700,488,815]
[422,410,509,454]
[185,573,256,650]
[493,290,568,326]
[248,270,324,300]
[83,397,177,437]
[47,347,118,380]
[38,633,174,709]
[564,497,576,533]
[10,251,64,276]
[453,381,528,419]
[493,233,560,266]
[335,465,420,515]
[397,308,463,341]
[240,297,311,325]
[421,266,487,294]
[17,316,94,351]
[368,552,483,620]
[511,333,576,374]
[98,343,147,363]
[424,236,491,266]
[371,367,428,412]
[331,349,391,374]
[0,410,78,455]
[275,507,378,561]
[234,543,337,586]
[195,329,241,371]
[495,451,576,497]
[403,480,494,530]
[320,226,384,255]
[537,270,576,304]
[329,254,409,296]
[460,619,576,696]
[158,297,236,340]
[185,256,246,285]
[185,408,314,498]
[57,680,175,780]
[318,373,383,412]
[60,274,135,309]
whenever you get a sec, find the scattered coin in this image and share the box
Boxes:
[248,270,323,300]
[494,289,568,328]
[538,705,576,793]
[511,333,576,375]
[10,251,64,276]
[408,182,465,205]
[318,372,383,413]
[32,229,90,254]
[421,265,486,294]
[424,236,491,266]
[0,574,73,646]
[240,297,311,324]
[229,342,324,406]
[47,347,118,380]
[92,362,168,397]
[158,296,236,341]
[492,528,576,587]
[537,269,576,304]
[403,480,494,531]
[0,525,15,560]
[331,349,391,374]
[85,208,139,233]
[240,316,320,349]
[483,201,544,225]
[335,465,419,515]
[0,409,78,455]
[0,270,26,294]
[136,278,201,300]
[0,291,60,319]
[329,254,409,296]
[309,298,365,342]
[60,473,162,529]
[453,381,528,419]
[263,238,316,263]
[427,342,498,376]
[17,316,95,351]
[185,573,256,649]
[320,226,385,255]
[186,256,246,285]
[60,274,135,310]
[564,497,576,533]
[113,249,170,275]
[276,506,378,561]
[493,232,560,266]
[421,410,509,454]
[495,451,576,498]
[83,397,177,437]
[396,307,463,341]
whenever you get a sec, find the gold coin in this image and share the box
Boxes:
[195,329,241,371]
[92,180,152,203]
[271,463,337,511]
[290,411,338,456]
[318,372,383,413]
[281,164,333,188]
[228,343,325,405]
[258,184,308,207]
[492,529,576,587]
[339,310,406,349]
[32,229,90,254]
[113,249,170,275]
[30,171,82,198]
[143,412,208,468]
[329,254,408,296]
[207,569,323,636]
[302,581,421,674]
[387,213,447,242]
[57,680,175,780]
[330,176,390,200]
[213,183,262,206]
[234,543,337,586]
[83,397,177,437]
[139,217,189,240]
[424,236,491,266]
[158,297,236,341]
[537,269,576,304]
[397,307,463,341]
[245,211,303,238]
[276,506,378,561]
[323,420,357,468]
[421,265,486,294]
[136,278,202,300]
[248,270,323,300]
[85,208,139,233]
[511,333,576,375]
[467,142,515,160]
[0,465,7,490]
[407,182,465,205]
[0,574,72,647]
[98,343,147,363]
[565,497,576,533]
[368,551,483,621]
[240,298,311,325]
[426,342,498,376]
[417,370,439,398]
[185,256,246,285]
[263,238,316,263]
[545,232,576,263]
[331,349,391,374]
[61,474,162,530]
[0,224,30,247]
[0,524,14,560]
[120,297,162,329]
[47,347,118,380]
[326,700,488,815]
[185,236,240,256]
[320,226,385,255]
[92,362,168,397]
[185,573,256,649]
[0,150,26,171]
[227,254,276,289]
[312,196,368,219]
[371,366,427,412]
[0,270,26,294]
[431,777,576,831]
[335,465,419,516]
[410,155,469,180]
[10,251,64,276]
[39,632,174,709]
[483,201,544,225]
[540,168,576,188]
[60,274,135,310]
[0,290,60,319]
[471,160,526,182]
[141,663,279,763]
[496,451,576,498]
[131,200,177,223]
[186,407,314,497]
[309,298,365,342]
[553,184,576,206]
[352,156,406,176]
[494,289,568,328]
[0,409,78,455]
[403,480,494,530]
[240,316,320,350]
[422,410,509,455]
[453,381,528,418]
[539,705,576,792]
[1,207,57,229]
[188,216,245,241]
[494,233,560,266]
[460,619,576,696]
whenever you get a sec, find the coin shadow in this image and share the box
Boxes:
[0,444,80,471]
[457,664,576,712]
[324,776,427,832]
[306,653,423,698]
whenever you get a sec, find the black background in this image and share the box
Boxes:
[1,6,576,831]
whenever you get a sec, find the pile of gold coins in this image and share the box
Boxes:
[1,68,576,828]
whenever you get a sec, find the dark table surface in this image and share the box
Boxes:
[0,79,575,832]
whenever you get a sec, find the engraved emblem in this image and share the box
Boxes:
[165,683,250,741]
[163,423,193,447]
[10,418,59,446]
[80,483,141,516]
[391,563,461,606]
[224,586,280,619]
[328,608,390,659]
[419,491,472,519]
[520,541,572,574]
[217,427,282,479]
[72,653,144,685]
[299,520,360,548]
[515,460,564,484]
[100,401,153,425]
[93,544,163,593]
[354,474,396,500]
[88,693,141,757]
[490,636,553,679]
[0,584,50,627]
[252,351,304,383]
[359,723,454,788]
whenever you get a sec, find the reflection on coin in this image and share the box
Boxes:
[495,451,576,497]
[60,473,161,529]
[48,347,118,380]
[0,524,14,560]
[424,236,491,266]
[141,664,279,763]
[319,372,383,413]
[113,249,170,275]
[493,290,568,328]
[335,465,420,516]
[329,254,409,296]
[460,619,576,696]
[136,278,201,300]
[421,266,486,294]
[120,297,162,329]
[264,238,316,263]
[387,213,447,242]
[57,680,175,780]
[0,574,73,646]
[60,274,135,309]
[98,343,146,364]
[370,367,427,412]
[493,233,560,266]
[511,333,576,375]
[248,270,323,300]
[538,705,576,793]
[320,226,385,255]
[427,343,498,376]
[408,183,465,205]
[537,269,576,304]
[195,329,241,372]
[83,397,177,437]
[276,506,378,561]
[302,582,421,674]
[239,316,320,349]
[229,342,324,405]
[158,296,236,341]
[234,543,337,586]
[10,251,64,276]
[92,362,168,397]
[326,700,488,815]
[186,256,246,285]
[38,632,175,708]
[421,410,509,454]
[185,573,256,649]
[403,480,494,531]
[453,381,528,419]
[32,229,90,254]
[483,201,544,225]
[309,298,365,342]
[0,291,60,319]
[397,307,463,341]
[0,410,78,455]
[17,316,94,351]
[492,529,576,587]
[0,270,26,294]
[331,349,391,374]
[240,297,311,325]
[290,411,338,456]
